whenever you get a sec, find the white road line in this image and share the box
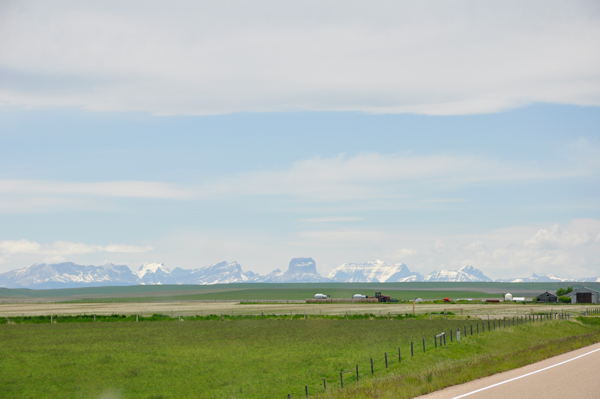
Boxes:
[450,347,600,399]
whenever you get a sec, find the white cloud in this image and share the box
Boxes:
[0,1,598,115]
[0,180,191,199]
[523,224,591,250]
[0,152,567,213]
[396,248,417,257]
[280,219,600,278]
[202,152,575,202]
[433,241,447,253]
[0,239,152,256]
[464,241,486,252]
[299,217,364,223]
[0,239,41,255]
[0,145,594,213]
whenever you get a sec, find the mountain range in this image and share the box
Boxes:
[0,258,595,289]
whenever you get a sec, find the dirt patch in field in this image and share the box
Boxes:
[0,302,588,318]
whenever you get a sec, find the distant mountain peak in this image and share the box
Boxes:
[286,258,318,275]
[423,265,492,282]
[328,260,421,283]
[1,259,584,288]
[135,263,170,278]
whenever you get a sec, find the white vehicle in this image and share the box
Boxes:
[352,294,367,299]
[313,293,329,299]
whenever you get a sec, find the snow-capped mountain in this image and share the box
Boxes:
[498,273,574,283]
[0,262,138,289]
[2,258,583,288]
[423,265,493,282]
[581,276,600,282]
[166,261,257,285]
[263,258,332,282]
[0,258,331,288]
[328,260,422,282]
[136,263,172,285]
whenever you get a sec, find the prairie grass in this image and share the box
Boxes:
[0,316,598,398]
[317,321,600,398]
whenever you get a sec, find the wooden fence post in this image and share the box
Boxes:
[422,337,425,353]
[385,352,388,369]
[94,315,96,322]
[435,335,437,348]
[323,378,326,391]
[305,385,308,398]
[450,330,453,342]
[51,315,53,323]
[340,371,343,388]
[411,342,414,357]
[356,365,359,381]
[371,358,374,374]
[398,347,401,362]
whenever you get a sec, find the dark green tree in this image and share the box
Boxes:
[556,286,573,296]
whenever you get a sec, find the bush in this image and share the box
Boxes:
[556,286,573,296]
[559,296,571,303]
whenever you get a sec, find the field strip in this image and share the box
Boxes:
[449,346,600,399]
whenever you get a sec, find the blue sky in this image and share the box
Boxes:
[0,1,599,279]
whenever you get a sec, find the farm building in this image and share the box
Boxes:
[570,287,600,304]
[536,291,558,303]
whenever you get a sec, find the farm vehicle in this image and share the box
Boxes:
[370,291,399,303]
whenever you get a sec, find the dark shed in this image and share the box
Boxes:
[536,291,558,303]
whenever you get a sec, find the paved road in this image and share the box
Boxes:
[418,342,600,398]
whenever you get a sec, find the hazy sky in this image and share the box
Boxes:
[1,1,599,279]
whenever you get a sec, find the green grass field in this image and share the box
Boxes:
[3,281,597,303]
[1,314,599,398]
[62,288,502,303]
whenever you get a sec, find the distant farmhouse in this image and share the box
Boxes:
[536,291,558,303]
[569,287,600,304]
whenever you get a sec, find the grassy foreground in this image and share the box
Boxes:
[5,281,599,302]
[0,316,598,398]
[317,317,600,399]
